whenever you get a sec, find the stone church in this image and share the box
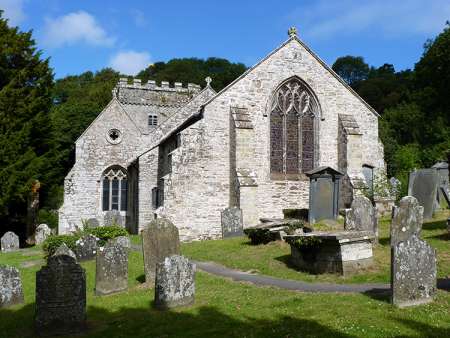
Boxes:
[58,28,385,241]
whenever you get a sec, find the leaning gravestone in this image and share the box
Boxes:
[408,169,439,220]
[0,265,24,308]
[35,254,86,335]
[344,196,377,233]
[95,240,128,296]
[1,231,20,252]
[104,210,125,227]
[221,207,244,238]
[391,234,437,307]
[154,255,196,310]
[35,224,51,245]
[75,234,98,261]
[142,218,180,285]
[390,196,424,247]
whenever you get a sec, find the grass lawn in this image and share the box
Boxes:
[183,210,450,285]
[0,211,449,337]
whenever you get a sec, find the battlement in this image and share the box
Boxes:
[117,77,201,93]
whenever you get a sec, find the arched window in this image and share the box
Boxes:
[270,78,318,178]
[102,167,127,211]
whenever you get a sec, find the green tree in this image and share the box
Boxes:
[0,12,54,236]
[331,56,369,86]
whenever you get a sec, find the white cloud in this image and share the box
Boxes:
[291,0,450,40]
[0,0,26,26]
[109,50,151,75]
[42,11,115,48]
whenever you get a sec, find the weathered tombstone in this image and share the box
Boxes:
[95,240,128,296]
[344,196,377,233]
[1,231,20,252]
[104,210,125,227]
[112,235,131,250]
[35,224,51,245]
[390,196,424,247]
[408,169,439,220]
[35,254,86,335]
[154,255,196,310]
[86,218,100,228]
[389,177,401,199]
[0,265,24,308]
[54,243,77,261]
[221,207,244,238]
[75,234,98,261]
[391,234,437,307]
[432,162,449,209]
[142,218,180,284]
[305,167,343,223]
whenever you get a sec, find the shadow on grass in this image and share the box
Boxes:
[437,278,450,292]
[422,219,447,230]
[428,233,450,241]
[0,303,358,338]
[378,236,391,246]
[274,254,301,272]
[362,288,391,304]
[136,274,145,284]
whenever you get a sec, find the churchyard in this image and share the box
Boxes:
[0,209,449,337]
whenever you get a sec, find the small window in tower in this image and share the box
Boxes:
[148,114,158,127]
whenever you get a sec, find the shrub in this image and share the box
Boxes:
[37,209,58,229]
[43,234,79,257]
[244,228,278,245]
[87,226,128,246]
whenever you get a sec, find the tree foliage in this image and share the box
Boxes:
[332,56,369,86]
[0,13,54,235]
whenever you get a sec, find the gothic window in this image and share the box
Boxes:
[148,114,158,127]
[102,167,127,211]
[270,78,317,178]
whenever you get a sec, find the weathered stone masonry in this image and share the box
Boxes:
[60,30,385,241]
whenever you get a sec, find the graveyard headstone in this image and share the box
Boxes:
[35,255,86,336]
[75,234,98,261]
[142,218,180,285]
[154,255,196,310]
[54,243,77,261]
[390,196,424,247]
[35,224,51,245]
[391,234,437,307]
[221,207,244,238]
[104,210,125,227]
[344,196,377,234]
[1,231,20,252]
[408,169,439,220]
[95,240,128,296]
[112,236,131,250]
[86,218,100,228]
[0,265,24,308]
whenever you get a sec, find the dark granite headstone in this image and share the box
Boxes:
[221,207,244,238]
[35,224,51,245]
[1,231,19,252]
[95,240,128,296]
[344,196,377,234]
[390,196,424,247]
[391,234,436,307]
[154,255,196,310]
[104,210,125,227]
[408,169,439,220]
[142,218,180,285]
[35,255,86,336]
[0,265,24,308]
[75,234,98,261]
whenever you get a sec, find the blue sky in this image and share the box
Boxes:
[1,0,449,78]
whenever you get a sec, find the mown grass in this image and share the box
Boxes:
[0,211,449,337]
[182,210,450,284]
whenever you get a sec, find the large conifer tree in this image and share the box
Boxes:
[0,11,54,238]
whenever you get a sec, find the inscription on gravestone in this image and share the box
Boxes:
[154,255,196,310]
[1,231,20,252]
[142,218,180,285]
[408,169,438,220]
[221,207,244,238]
[95,240,128,296]
[0,265,24,308]
[35,255,86,336]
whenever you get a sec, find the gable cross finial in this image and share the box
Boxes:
[205,76,212,87]
[288,26,297,38]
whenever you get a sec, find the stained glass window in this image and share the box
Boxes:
[270,78,317,177]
